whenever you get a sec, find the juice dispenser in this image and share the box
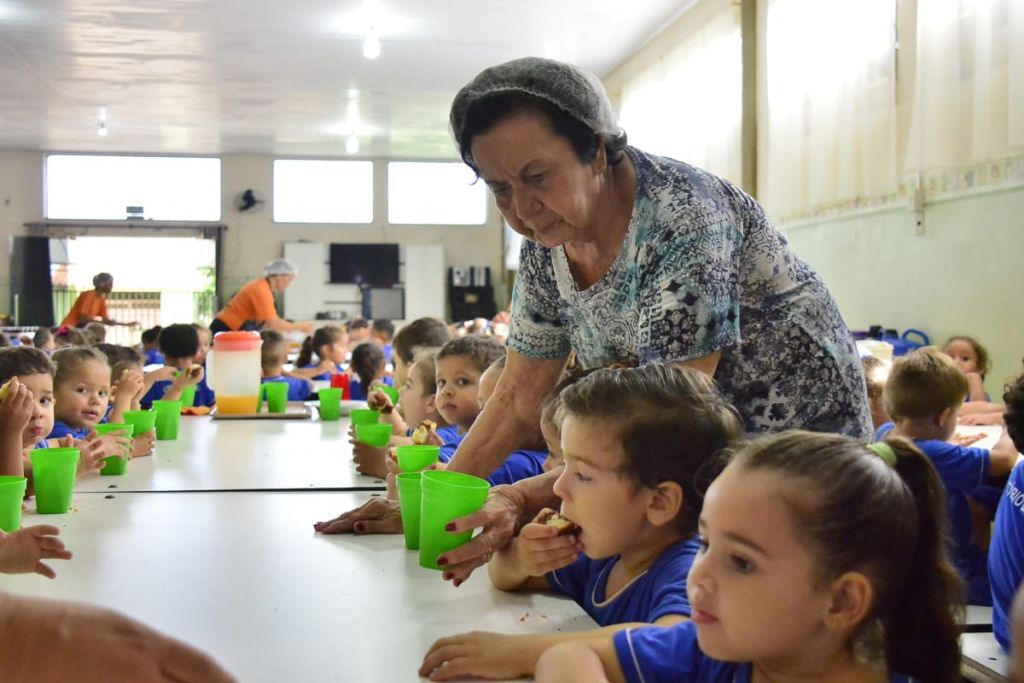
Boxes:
[206,331,262,414]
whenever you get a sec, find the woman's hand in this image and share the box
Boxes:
[434,489,523,585]
[313,496,403,535]
[419,632,533,681]
[0,525,72,579]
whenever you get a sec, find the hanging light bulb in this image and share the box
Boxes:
[346,133,359,154]
[362,26,381,59]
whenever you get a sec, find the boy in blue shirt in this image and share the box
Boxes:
[260,330,313,402]
[988,370,1024,651]
[877,347,1018,605]
[139,324,208,409]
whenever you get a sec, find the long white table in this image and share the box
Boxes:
[75,415,385,493]
[3,491,595,682]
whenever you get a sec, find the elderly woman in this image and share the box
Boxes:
[60,272,137,328]
[318,58,871,581]
[210,259,313,335]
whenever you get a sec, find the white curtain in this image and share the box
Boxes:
[906,0,1024,170]
[761,0,898,217]
[618,3,743,185]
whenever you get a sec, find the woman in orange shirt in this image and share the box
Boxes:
[210,259,313,335]
[60,273,136,328]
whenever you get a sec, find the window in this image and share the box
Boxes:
[274,160,373,223]
[387,162,487,225]
[46,155,221,221]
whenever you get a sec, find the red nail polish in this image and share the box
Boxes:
[354,523,364,533]
[454,579,462,588]
[437,556,448,566]
[444,522,456,531]
[443,572,453,580]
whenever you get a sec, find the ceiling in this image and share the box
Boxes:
[0,0,687,158]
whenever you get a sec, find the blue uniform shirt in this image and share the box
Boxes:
[47,420,90,440]
[876,422,991,604]
[990,461,1024,651]
[548,536,701,626]
[141,379,172,409]
[349,376,393,402]
[439,433,547,486]
[613,621,921,683]
[299,363,330,382]
[262,376,312,402]
[193,373,216,407]
[144,349,165,365]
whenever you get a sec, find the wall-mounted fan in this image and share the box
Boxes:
[234,189,266,213]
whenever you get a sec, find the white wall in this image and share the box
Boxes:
[0,151,507,321]
[783,186,1024,398]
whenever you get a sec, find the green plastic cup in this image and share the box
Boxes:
[355,423,392,447]
[396,445,441,473]
[152,400,183,440]
[95,423,135,475]
[396,472,423,550]
[263,382,288,413]
[349,408,380,426]
[318,388,342,421]
[123,409,156,435]
[0,475,27,531]
[372,383,400,405]
[179,384,196,408]
[419,470,490,570]
[30,448,80,514]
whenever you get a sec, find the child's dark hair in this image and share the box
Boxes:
[260,330,287,370]
[350,342,385,390]
[348,318,369,333]
[94,343,143,366]
[944,335,991,378]
[559,364,743,535]
[54,326,89,347]
[393,318,451,365]
[884,347,968,420]
[84,322,107,344]
[732,431,963,682]
[32,327,53,349]
[437,335,506,374]
[372,319,395,341]
[1003,371,1024,453]
[0,332,8,348]
[158,324,200,359]
[0,346,55,384]
[52,346,109,387]
[141,325,163,346]
[296,326,344,368]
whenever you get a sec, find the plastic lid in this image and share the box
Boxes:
[213,330,262,351]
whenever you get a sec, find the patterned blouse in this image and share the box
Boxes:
[508,147,871,438]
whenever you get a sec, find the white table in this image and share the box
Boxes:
[75,415,385,493]
[961,632,1009,682]
[4,492,595,682]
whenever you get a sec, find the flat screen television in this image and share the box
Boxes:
[329,243,400,287]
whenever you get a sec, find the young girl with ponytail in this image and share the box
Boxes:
[290,326,348,381]
[536,431,964,683]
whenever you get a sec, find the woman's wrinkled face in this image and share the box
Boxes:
[270,274,295,292]
[470,110,604,248]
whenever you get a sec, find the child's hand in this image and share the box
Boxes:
[511,508,580,577]
[131,431,155,458]
[113,371,144,406]
[0,524,73,579]
[352,442,388,479]
[173,365,205,388]
[318,359,338,375]
[95,432,132,460]
[420,632,533,681]
[366,389,393,413]
[0,379,34,435]
[73,436,108,477]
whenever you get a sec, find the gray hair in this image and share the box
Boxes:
[92,272,113,288]
[264,259,298,277]
[450,57,627,163]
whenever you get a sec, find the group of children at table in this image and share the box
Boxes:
[315,325,1024,683]
[4,314,1024,683]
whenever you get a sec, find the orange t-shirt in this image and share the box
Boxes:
[61,290,109,327]
[215,278,278,330]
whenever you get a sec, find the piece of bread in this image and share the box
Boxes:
[0,378,12,401]
[536,509,578,536]
[185,365,203,379]
[412,419,437,445]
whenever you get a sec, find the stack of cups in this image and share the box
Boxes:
[94,422,135,475]
[394,445,441,550]
[30,447,80,514]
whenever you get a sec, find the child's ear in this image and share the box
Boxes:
[823,571,873,632]
[645,481,684,528]
[935,406,955,427]
[425,393,439,417]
